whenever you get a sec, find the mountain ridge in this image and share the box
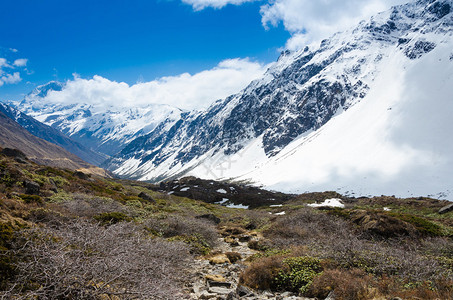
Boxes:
[12,82,183,156]
[106,0,453,200]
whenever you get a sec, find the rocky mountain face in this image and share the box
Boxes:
[0,103,107,166]
[105,0,453,200]
[13,82,183,156]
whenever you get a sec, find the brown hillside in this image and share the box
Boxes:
[0,110,104,175]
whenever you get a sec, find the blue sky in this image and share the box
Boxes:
[0,0,405,107]
[0,0,288,100]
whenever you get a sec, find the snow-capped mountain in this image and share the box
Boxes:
[13,82,183,156]
[106,0,453,200]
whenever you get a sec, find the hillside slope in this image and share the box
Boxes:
[0,103,107,166]
[0,110,105,174]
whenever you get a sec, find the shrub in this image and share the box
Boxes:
[59,194,130,218]
[26,208,69,227]
[248,239,272,251]
[2,221,190,299]
[0,223,16,289]
[309,269,372,300]
[19,194,43,204]
[275,256,323,295]
[240,256,284,290]
[94,211,133,225]
[389,212,443,236]
[226,251,242,263]
[144,215,219,250]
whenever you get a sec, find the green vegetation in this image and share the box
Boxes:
[19,194,43,204]
[275,256,323,294]
[388,212,444,236]
[0,149,452,299]
[94,212,132,225]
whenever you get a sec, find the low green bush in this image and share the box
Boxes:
[94,212,132,225]
[389,213,443,236]
[19,194,43,204]
[276,256,323,295]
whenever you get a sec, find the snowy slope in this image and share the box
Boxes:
[108,0,453,200]
[13,82,183,156]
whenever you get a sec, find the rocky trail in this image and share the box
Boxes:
[186,227,316,300]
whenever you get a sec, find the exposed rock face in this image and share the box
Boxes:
[151,177,292,209]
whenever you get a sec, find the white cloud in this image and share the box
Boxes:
[13,58,28,67]
[0,58,10,69]
[260,0,407,49]
[181,0,257,10]
[0,72,21,87]
[182,0,407,50]
[43,58,269,111]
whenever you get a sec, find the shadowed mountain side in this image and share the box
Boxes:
[0,110,108,176]
[0,103,108,166]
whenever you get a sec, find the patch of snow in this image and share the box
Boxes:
[308,198,345,208]
[180,187,190,192]
[216,189,227,194]
[383,207,391,211]
[167,191,174,195]
[215,198,229,205]
[226,203,249,209]
[274,211,286,215]
[270,204,283,207]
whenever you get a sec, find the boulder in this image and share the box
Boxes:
[209,254,230,264]
[24,180,40,195]
[236,285,254,297]
[73,171,90,180]
[205,274,226,283]
[438,203,453,214]
[138,192,155,203]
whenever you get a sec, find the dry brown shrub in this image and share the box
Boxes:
[239,256,284,290]
[144,214,219,248]
[392,279,453,300]
[263,207,352,248]
[308,269,372,300]
[225,251,242,263]
[2,220,191,299]
[59,194,131,218]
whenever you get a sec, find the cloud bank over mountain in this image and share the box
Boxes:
[42,58,268,111]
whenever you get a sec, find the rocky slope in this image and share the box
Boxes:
[106,0,453,200]
[12,82,183,156]
[0,103,107,166]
